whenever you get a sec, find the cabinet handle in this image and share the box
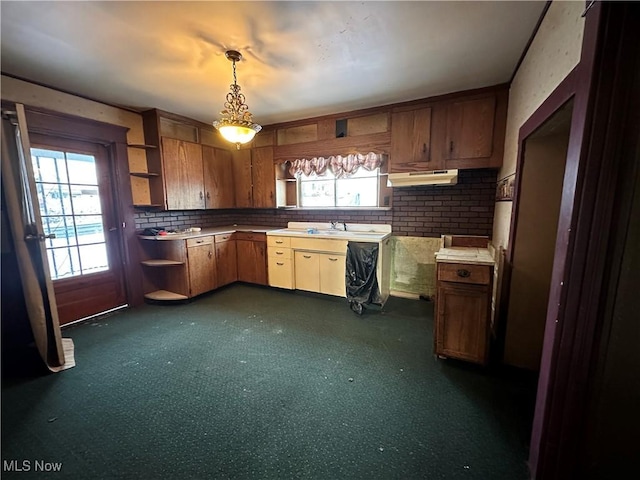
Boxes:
[208,251,212,259]
[449,141,454,154]
[456,269,471,278]
[196,240,203,244]
[200,191,204,200]
[275,240,283,244]
[303,255,311,259]
[207,192,211,200]
[276,251,283,255]
[328,257,338,262]
[423,143,427,154]
[276,262,284,266]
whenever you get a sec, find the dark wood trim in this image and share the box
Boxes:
[509,2,553,84]
[5,102,145,309]
[528,2,640,478]
[506,66,577,263]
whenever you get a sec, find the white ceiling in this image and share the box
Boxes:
[1,1,546,126]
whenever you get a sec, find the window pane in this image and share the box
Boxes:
[37,183,73,217]
[336,177,378,207]
[48,246,80,280]
[66,152,98,185]
[31,149,67,183]
[70,184,102,215]
[42,215,77,247]
[75,215,105,245]
[300,180,334,207]
[78,244,109,273]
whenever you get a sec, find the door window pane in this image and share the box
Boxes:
[31,148,109,280]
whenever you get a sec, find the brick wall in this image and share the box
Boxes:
[134,169,497,238]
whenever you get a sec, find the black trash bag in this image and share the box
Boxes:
[346,242,382,315]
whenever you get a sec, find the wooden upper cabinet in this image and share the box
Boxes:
[445,96,495,160]
[389,107,433,173]
[232,149,253,208]
[252,146,275,208]
[162,137,204,210]
[203,146,235,209]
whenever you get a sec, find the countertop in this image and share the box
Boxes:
[267,228,391,243]
[138,225,280,241]
[435,247,495,266]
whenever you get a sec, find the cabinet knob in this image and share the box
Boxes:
[200,191,204,200]
[456,269,471,278]
[208,251,212,259]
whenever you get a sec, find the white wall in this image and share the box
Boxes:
[492,1,585,250]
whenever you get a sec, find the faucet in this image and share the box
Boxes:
[331,221,347,231]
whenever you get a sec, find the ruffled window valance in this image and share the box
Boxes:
[288,152,383,178]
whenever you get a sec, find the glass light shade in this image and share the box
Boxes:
[218,124,258,145]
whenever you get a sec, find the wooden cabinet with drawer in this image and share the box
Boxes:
[186,236,217,297]
[435,262,493,365]
[215,233,238,287]
[236,232,268,285]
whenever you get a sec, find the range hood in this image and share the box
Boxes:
[387,169,458,187]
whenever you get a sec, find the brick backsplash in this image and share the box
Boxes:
[134,169,497,238]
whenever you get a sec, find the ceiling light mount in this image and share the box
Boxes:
[213,50,261,149]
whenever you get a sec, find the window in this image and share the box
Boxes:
[298,167,380,208]
[31,147,109,279]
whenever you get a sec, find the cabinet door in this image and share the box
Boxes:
[162,137,204,210]
[294,251,320,292]
[436,282,490,364]
[268,255,294,289]
[445,96,495,160]
[203,146,235,208]
[215,239,238,286]
[319,253,346,297]
[188,243,216,297]
[252,146,276,208]
[390,107,433,173]
[236,240,268,285]
[232,149,252,208]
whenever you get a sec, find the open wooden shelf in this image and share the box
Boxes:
[133,203,164,209]
[127,144,158,149]
[141,259,184,267]
[144,290,188,301]
[130,171,161,178]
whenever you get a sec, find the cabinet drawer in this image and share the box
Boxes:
[186,236,213,247]
[290,237,347,254]
[268,247,292,259]
[215,233,235,243]
[267,256,294,289]
[236,232,266,242]
[437,263,491,285]
[267,236,291,248]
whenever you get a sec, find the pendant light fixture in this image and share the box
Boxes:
[213,50,261,149]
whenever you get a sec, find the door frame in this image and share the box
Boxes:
[3,103,144,312]
[502,3,639,478]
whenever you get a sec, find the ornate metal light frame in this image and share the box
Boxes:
[212,50,262,149]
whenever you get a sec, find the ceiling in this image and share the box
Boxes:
[1,1,546,126]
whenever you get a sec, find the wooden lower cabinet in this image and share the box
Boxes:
[215,234,238,287]
[435,262,493,365]
[186,236,217,297]
[236,232,267,285]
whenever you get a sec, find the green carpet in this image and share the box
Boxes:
[2,284,535,479]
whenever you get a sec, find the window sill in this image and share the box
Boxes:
[277,206,392,211]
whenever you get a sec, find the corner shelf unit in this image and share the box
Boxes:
[138,237,189,301]
[127,143,165,210]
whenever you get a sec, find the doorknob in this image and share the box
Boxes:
[25,233,56,241]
